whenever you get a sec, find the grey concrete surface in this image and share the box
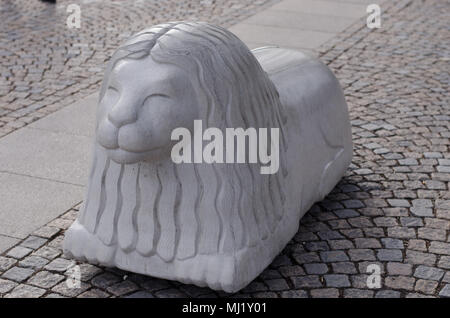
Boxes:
[0,128,91,186]
[242,10,357,34]
[270,0,369,18]
[229,24,334,50]
[0,172,84,239]
[29,93,98,137]
[230,0,388,53]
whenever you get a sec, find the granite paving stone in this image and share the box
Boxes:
[377,249,403,262]
[414,279,438,295]
[27,271,65,289]
[413,266,445,281]
[18,255,49,270]
[439,285,450,298]
[2,267,35,283]
[44,258,74,273]
[79,289,111,298]
[0,278,18,294]
[4,284,46,298]
[310,288,339,298]
[6,246,32,259]
[324,274,351,288]
[344,289,374,298]
[20,236,48,250]
[387,263,413,276]
[375,290,401,298]
[304,263,329,275]
[50,281,90,297]
[0,257,17,272]
[381,238,404,249]
[384,276,415,291]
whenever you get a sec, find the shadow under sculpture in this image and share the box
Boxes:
[63,22,353,293]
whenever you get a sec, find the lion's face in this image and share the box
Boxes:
[96,55,199,164]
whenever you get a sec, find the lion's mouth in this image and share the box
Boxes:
[99,145,165,164]
[96,123,168,164]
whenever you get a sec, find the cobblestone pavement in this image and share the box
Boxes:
[1,0,450,298]
[0,0,278,138]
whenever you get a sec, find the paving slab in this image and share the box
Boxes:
[242,9,357,34]
[0,128,91,186]
[29,93,98,137]
[270,0,368,18]
[334,0,388,4]
[229,0,390,52]
[247,44,317,57]
[0,172,84,239]
[229,23,334,50]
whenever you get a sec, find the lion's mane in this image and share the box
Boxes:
[77,22,289,264]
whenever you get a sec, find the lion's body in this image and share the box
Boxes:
[64,23,352,293]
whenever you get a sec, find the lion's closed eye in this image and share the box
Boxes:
[103,86,120,103]
[143,93,171,107]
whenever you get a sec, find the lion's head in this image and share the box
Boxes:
[95,22,287,167]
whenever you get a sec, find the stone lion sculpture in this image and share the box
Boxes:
[64,21,352,293]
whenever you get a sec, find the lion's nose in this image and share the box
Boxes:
[108,97,137,128]
[97,118,119,149]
